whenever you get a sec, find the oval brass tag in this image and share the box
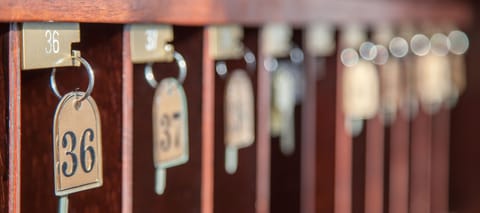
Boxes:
[153,78,189,169]
[53,91,103,196]
[225,69,255,149]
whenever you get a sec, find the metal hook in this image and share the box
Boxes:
[145,51,187,88]
[50,55,95,103]
[215,48,257,77]
[264,45,304,72]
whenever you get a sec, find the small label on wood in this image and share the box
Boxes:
[343,60,380,120]
[261,24,292,57]
[208,25,244,60]
[130,24,174,63]
[305,23,335,57]
[153,78,189,168]
[22,22,80,70]
[53,92,103,196]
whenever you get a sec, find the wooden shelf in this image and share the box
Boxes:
[0,0,473,26]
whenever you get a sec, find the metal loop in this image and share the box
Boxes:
[215,48,257,77]
[145,51,187,88]
[264,45,304,72]
[50,55,95,102]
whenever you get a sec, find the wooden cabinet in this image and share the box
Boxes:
[0,1,478,213]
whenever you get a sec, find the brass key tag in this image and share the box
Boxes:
[224,69,255,174]
[153,78,189,195]
[342,60,380,136]
[53,91,103,213]
[272,65,296,156]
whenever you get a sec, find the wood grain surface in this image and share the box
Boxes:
[0,0,473,26]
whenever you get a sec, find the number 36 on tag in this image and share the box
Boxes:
[53,92,103,196]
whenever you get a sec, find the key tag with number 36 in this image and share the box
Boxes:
[145,51,189,195]
[51,56,103,213]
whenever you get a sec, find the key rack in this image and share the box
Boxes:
[0,0,479,213]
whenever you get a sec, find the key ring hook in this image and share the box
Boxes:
[50,55,95,103]
[264,44,304,72]
[144,51,187,88]
[216,48,257,76]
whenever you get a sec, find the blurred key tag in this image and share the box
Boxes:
[153,78,189,195]
[343,60,380,136]
[272,65,296,156]
[416,54,451,114]
[224,70,255,174]
[53,91,103,196]
[343,60,380,120]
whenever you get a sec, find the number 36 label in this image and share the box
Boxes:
[53,92,103,196]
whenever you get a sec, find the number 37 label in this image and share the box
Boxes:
[53,92,103,196]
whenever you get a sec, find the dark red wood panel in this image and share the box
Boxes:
[449,26,480,213]
[131,26,204,213]
[0,0,472,26]
[314,53,337,213]
[0,24,9,213]
[20,24,124,213]
[213,28,258,213]
[409,109,432,213]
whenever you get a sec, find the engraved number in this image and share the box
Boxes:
[61,131,77,177]
[145,29,158,51]
[45,30,60,54]
[61,128,96,177]
[159,112,181,151]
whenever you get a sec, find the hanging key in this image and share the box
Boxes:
[51,57,103,213]
[130,24,190,195]
[273,64,297,155]
[209,25,257,174]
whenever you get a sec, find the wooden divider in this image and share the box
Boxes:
[130,26,205,213]
[20,24,124,212]
[431,107,450,212]
[0,24,9,213]
[212,28,258,213]
[7,23,21,213]
[256,26,271,213]
[410,109,432,213]
[334,35,352,213]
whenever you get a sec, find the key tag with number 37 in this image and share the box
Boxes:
[51,56,103,213]
[145,51,189,195]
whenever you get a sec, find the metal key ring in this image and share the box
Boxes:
[264,45,304,72]
[215,48,257,76]
[50,55,95,103]
[145,51,187,88]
